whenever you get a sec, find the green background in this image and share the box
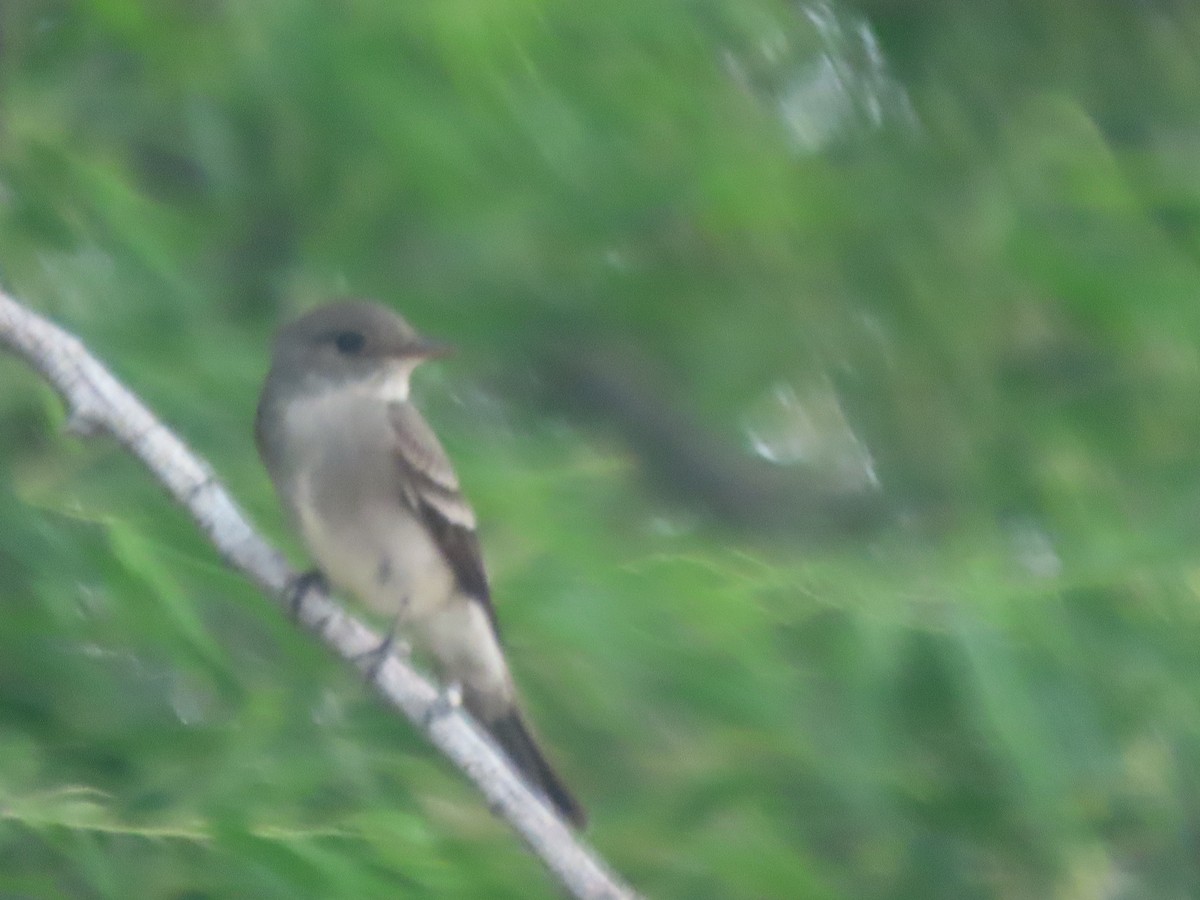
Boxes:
[4,1,1200,897]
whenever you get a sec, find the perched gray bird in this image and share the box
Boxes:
[255,299,585,827]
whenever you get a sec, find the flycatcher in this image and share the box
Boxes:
[255,299,586,827]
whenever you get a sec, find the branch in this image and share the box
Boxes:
[0,290,637,900]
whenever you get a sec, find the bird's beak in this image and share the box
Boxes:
[407,337,455,360]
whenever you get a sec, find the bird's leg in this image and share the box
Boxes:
[356,604,411,683]
[424,679,464,727]
[285,569,329,619]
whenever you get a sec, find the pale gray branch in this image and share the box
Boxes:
[0,290,636,900]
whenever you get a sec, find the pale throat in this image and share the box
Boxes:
[376,358,420,403]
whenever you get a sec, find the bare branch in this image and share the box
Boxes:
[0,290,637,900]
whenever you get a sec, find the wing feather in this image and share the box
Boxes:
[388,401,500,634]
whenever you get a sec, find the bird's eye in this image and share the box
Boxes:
[334,331,365,355]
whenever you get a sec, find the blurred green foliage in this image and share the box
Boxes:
[3,1,1200,897]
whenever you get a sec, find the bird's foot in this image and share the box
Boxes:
[355,622,411,684]
[285,569,329,619]
[424,680,463,726]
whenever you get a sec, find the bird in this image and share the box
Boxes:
[255,299,586,827]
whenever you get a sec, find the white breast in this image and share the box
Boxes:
[282,387,457,624]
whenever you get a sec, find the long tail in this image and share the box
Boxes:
[485,708,587,828]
